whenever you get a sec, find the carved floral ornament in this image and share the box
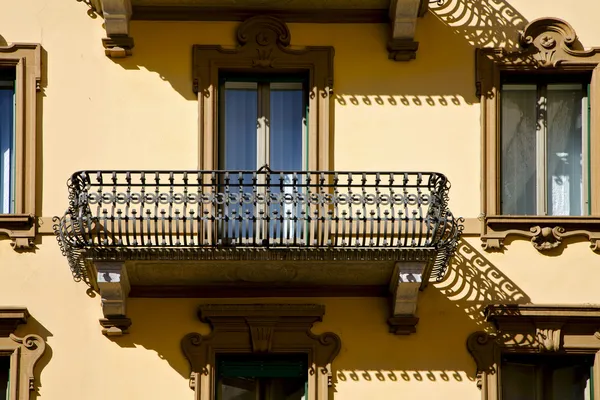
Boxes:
[467,305,600,396]
[477,17,600,254]
[181,304,341,400]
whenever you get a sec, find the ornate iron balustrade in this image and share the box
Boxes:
[54,169,463,285]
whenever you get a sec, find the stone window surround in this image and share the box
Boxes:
[476,17,600,253]
[0,307,46,400]
[0,44,41,250]
[181,304,341,400]
[192,15,333,172]
[467,304,600,400]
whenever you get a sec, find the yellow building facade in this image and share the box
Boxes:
[1,0,600,399]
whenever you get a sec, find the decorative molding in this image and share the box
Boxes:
[95,261,131,335]
[132,5,389,23]
[477,17,600,253]
[468,304,600,398]
[0,44,41,250]
[481,217,600,253]
[182,304,340,399]
[92,0,134,57]
[130,284,388,298]
[0,307,29,336]
[387,262,426,335]
[0,307,46,400]
[387,0,428,61]
[193,15,333,171]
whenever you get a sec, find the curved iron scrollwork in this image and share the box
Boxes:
[54,170,462,286]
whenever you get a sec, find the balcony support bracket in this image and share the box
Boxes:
[92,0,134,57]
[387,0,429,61]
[387,262,425,335]
[96,261,131,336]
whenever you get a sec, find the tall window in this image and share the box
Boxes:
[216,354,308,400]
[501,75,590,216]
[502,354,593,400]
[218,74,308,243]
[219,74,307,172]
[0,68,15,214]
[0,356,9,400]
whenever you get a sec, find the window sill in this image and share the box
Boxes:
[0,214,36,249]
[481,215,600,253]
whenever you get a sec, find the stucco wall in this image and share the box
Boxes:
[1,0,600,398]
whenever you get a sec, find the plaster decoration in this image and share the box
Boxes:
[182,304,341,400]
[96,261,131,335]
[481,219,600,253]
[387,0,428,61]
[468,305,600,399]
[193,16,333,171]
[92,0,134,57]
[387,262,426,334]
[132,0,389,8]
[0,308,46,400]
[477,19,600,253]
[535,325,562,352]
[0,308,29,336]
[0,44,41,250]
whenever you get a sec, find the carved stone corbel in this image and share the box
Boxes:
[387,262,426,334]
[387,0,428,61]
[535,323,563,352]
[95,261,131,335]
[92,0,134,57]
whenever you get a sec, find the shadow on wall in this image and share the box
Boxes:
[429,0,527,48]
[331,238,530,388]
[103,239,529,393]
[85,0,529,107]
[13,315,53,400]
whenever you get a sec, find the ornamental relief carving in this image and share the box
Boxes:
[482,224,600,253]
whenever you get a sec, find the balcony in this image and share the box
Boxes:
[55,169,462,335]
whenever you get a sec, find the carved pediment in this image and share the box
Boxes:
[182,304,341,377]
[193,16,334,94]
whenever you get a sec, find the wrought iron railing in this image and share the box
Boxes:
[54,169,463,285]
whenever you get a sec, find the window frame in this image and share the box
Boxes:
[467,304,600,400]
[0,44,41,250]
[499,77,590,217]
[181,304,341,400]
[0,307,45,400]
[476,17,600,253]
[192,15,334,172]
[218,74,309,172]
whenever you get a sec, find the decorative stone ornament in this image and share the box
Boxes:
[387,0,429,61]
[91,0,134,57]
[477,17,600,253]
[467,304,600,399]
[181,304,341,400]
[0,307,46,400]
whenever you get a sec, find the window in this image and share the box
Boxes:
[0,357,8,400]
[467,305,600,400]
[0,307,45,400]
[476,17,600,252]
[0,43,40,249]
[181,304,340,400]
[193,15,333,172]
[500,76,590,216]
[0,68,16,214]
[218,74,309,243]
[502,354,593,400]
[216,354,308,400]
